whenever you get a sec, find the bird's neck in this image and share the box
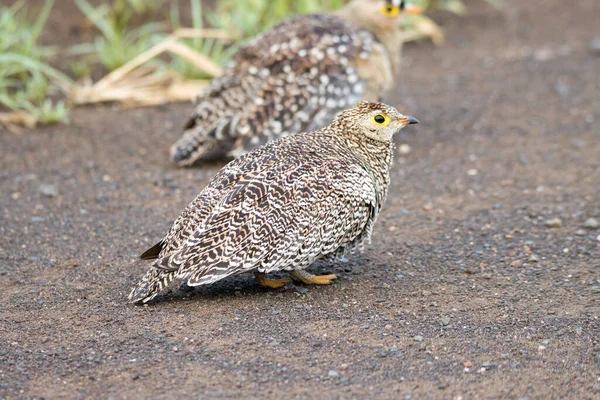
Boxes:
[355,138,394,209]
[330,125,394,201]
[334,8,403,74]
[375,31,403,75]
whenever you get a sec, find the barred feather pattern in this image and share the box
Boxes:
[130,101,401,303]
[170,12,386,166]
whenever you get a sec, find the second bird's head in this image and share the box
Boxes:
[336,101,419,142]
[343,0,423,31]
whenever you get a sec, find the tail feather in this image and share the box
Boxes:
[140,240,164,260]
[128,268,177,304]
[170,122,236,167]
[170,77,245,167]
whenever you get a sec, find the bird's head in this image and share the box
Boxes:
[336,101,419,142]
[341,0,423,32]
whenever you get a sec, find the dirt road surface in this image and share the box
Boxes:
[1,0,599,398]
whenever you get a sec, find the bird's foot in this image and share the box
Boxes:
[289,270,337,285]
[254,272,292,289]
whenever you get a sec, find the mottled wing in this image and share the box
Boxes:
[154,154,377,286]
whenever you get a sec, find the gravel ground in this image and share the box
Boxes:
[1,0,599,398]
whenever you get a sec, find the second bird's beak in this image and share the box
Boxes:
[399,116,420,125]
[404,4,423,15]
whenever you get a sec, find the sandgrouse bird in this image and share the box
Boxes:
[130,101,418,303]
[170,0,422,166]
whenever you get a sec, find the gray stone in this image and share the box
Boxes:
[589,37,600,55]
[544,218,562,228]
[583,218,599,229]
[38,183,58,197]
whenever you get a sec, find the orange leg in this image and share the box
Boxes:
[289,270,337,285]
[254,271,292,289]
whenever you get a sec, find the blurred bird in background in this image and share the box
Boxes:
[170,0,422,167]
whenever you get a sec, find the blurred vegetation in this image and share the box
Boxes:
[70,0,165,73]
[0,0,71,125]
[0,0,501,128]
[168,0,235,79]
[210,0,350,40]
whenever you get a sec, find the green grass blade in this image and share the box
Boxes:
[75,0,117,41]
[0,53,73,90]
[30,0,55,44]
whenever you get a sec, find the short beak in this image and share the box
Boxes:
[404,4,423,15]
[400,115,420,125]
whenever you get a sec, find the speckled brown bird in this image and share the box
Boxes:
[130,101,418,303]
[170,0,422,166]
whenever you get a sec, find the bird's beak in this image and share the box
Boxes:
[404,4,423,15]
[399,115,420,125]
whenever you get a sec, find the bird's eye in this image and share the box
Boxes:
[380,4,399,16]
[371,114,390,126]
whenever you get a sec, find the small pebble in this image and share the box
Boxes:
[38,183,58,197]
[544,218,562,228]
[467,169,478,176]
[328,370,339,378]
[554,81,571,97]
[463,361,473,368]
[413,335,424,342]
[96,194,109,204]
[294,286,309,294]
[398,144,411,155]
[575,229,587,236]
[528,254,540,263]
[583,218,599,229]
[440,316,451,326]
[481,361,495,370]
[510,260,523,268]
[589,36,600,55]
[534,47,554,62]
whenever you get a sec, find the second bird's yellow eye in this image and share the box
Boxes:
[381,5,400,16]
[371,114,391,126]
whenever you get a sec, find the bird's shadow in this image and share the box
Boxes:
[140,261,363,306]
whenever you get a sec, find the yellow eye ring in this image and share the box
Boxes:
[371,113,391,126]
[380,5,400,16]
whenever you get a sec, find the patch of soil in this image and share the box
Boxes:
[1,0,599,398]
